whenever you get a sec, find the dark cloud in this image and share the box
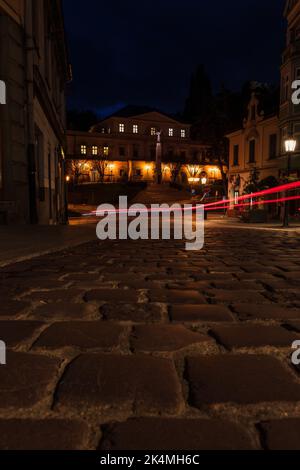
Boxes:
[63,0,285,114]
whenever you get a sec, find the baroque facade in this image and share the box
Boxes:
[227,94,279,198]
[66,108,226,189]
[227,0,300,215]
[0,0,70,224]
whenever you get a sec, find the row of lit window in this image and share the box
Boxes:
[118,123,186,138]
[80,141,190,156]
[81,145,110,156]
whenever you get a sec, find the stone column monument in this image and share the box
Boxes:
[155,130,162,184]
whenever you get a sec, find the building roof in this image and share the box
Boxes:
[101,105,189,124]
[106,105,155,118]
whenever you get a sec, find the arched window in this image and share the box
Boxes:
[249,139,256,163]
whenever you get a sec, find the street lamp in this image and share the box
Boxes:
[145,165,151,180]
[201,177,207,185]
[108,163,114,182]
[283,137,297,227]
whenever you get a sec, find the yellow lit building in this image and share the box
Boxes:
[66,108,226,190]
[227,93,280,201]
[227,0,300,217]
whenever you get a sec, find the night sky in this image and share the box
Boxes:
[63,0,286,117]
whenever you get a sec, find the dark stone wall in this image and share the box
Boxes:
[0,14,29,223]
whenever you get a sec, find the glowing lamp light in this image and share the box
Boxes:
[145,165,151,171]
[108,163,115,170]
[188,177,200,183]
[285,138,297,153]
[66,175,70,182]
[201,177,207,185]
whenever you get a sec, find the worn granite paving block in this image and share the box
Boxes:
[186,355,300,405]
[56,353,182,414]
[99,418,256,450]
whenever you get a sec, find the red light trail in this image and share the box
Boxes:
[205,194,300,211]
[81,181,300,217]
[203,180,300,209]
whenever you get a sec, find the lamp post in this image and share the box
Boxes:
[108,164,114,183]
[145,165,151,180]
[283,137,297,227]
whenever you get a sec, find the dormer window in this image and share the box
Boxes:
[169,128,174,137]
[119,123,125,133]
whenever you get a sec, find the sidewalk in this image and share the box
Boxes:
[209,214,300,233]
[0,223,98,267]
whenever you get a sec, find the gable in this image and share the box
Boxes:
[129,111,186,126]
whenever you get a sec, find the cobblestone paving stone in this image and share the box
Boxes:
[0,227,300,449]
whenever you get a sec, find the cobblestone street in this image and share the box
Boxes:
[0,224,300,450]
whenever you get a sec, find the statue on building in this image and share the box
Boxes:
[155,130,162,184]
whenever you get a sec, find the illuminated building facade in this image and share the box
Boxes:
[227,93,280,201]
[227,0,300,215]
[66,109,226,190]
